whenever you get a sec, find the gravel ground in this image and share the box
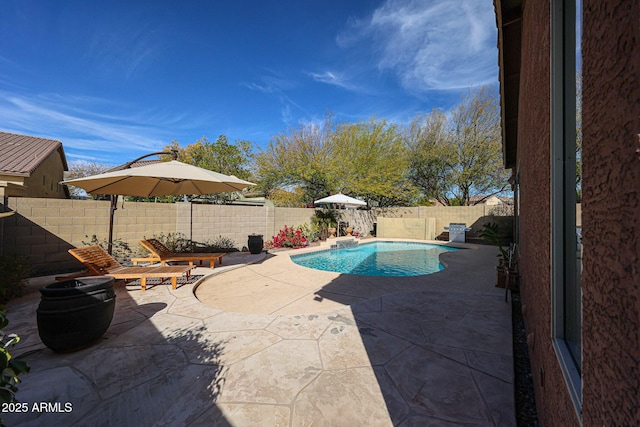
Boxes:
[511,290,540,426]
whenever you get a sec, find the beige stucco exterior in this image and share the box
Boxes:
[0,148,68,199]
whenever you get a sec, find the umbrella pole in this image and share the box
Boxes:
[108,195,117,255]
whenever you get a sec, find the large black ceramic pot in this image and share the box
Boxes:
[37,276,116,352]
[248,234,264,254]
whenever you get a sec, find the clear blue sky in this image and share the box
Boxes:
[0,0,498,166]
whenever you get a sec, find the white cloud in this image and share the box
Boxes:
[308,71,369,93]
[0,92,178,163]
[240,69,297,94]
[337,0,498,92]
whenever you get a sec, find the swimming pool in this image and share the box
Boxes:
[290,241,460,277]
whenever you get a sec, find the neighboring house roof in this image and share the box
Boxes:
[0,131,69,177]
[469,195,514,205]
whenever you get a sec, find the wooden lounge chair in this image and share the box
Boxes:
[136,239,225,269]
[68,245,194,291]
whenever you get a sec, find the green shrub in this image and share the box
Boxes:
[81,235,142,265]
[149,232,192,253]
[0,255,30,304]
[197,236,238,252]
[312,209,338,230]
[0,307,29,408]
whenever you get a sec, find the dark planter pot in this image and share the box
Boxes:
[37,276,116,353]
[248,234,264,254]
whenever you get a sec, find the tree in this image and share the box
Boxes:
[255,115,414,207]
[165,135,254,180]
[332,119,416,207]
[256,115,338,205]
[163,135,255,204]
[406,86,510,206]
[64,161,111,199]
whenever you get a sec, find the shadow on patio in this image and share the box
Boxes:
[3,276,233,426]
[292,246,515,425]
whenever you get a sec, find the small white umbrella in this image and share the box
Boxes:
[314,192,367,209]
[62,159,255,253]
[314,193,366,237]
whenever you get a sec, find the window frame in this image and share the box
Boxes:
[550,0,582,419]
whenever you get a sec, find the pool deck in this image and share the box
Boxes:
[4,239,514,426]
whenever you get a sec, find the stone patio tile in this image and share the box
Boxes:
[465,349,514,383]
[350,296,383,313]
[397,415,464,426]
[204,311,275,332]
[167,293,223,318]
[80,364,224,426]
[220,340,322,404]
[2,366,101,426]
[188,329,281,365]
[379,290,443,310]
[431,310,512,355]
[356,310,428,344]
[199,278,313,315]
[372,365,412,425]
[319,321,412,369]
[292,367,394,426]
[74,344,188,399]
[318,324,370,369]
[103,313,204,346]
[194,403,290,427]
[384,344,495,425]
[270,291,362,315]
[470,368,516,426]
[265,314,333,339]
[267,268,340,289]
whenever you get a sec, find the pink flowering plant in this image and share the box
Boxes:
[271,225,309,249]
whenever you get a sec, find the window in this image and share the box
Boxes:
[551,0,582,418]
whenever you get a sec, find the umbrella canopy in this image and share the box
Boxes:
[62,160,255,197]
[62,159,255,254]
[314,192,367,209]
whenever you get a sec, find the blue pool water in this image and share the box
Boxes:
[290,241,460,277]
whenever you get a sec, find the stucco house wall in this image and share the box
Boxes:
[496,1,639,425]
[581,2,639,424]
[18,149,69,199]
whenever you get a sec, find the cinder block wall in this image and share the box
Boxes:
[1,197,520,275]
[179,203,270,249]
[377,217,436,240]
[417,205,490,236]
[270,207,315,240]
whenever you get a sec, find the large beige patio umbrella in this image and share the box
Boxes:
[62,159,255,253]
[63,160,255,196]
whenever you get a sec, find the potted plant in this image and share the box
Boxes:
[480,222,518,289]
[312,209,338,240]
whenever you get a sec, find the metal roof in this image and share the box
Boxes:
[0,131,68,177]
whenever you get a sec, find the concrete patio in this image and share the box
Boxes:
[4,240,514,426]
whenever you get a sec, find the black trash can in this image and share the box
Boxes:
[37,276,116,353]
[248,234,264,254]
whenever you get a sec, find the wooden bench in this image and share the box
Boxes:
[68,246,194,291]
[138,239,225,269]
